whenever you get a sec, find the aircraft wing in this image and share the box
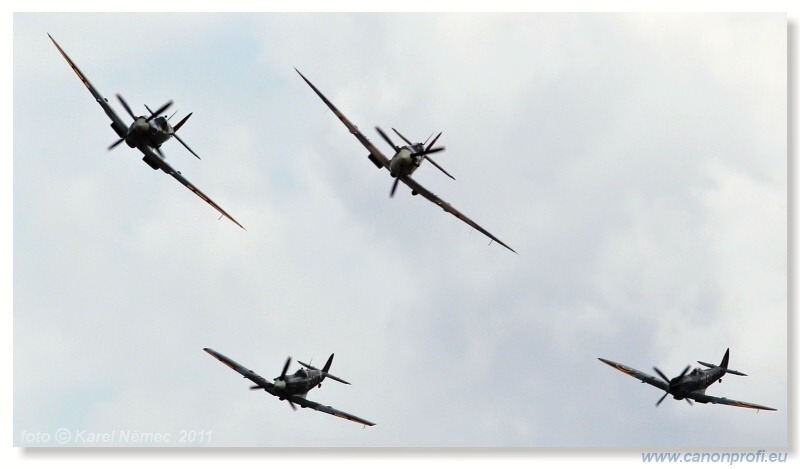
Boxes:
[287,395,376,427]
[139,146,245,229]
[399,174,517,253]
[598,358,670,392]
[687,391,777,411]
[48,34,128,138]
[295,68,391,168]
[203,348,275,393]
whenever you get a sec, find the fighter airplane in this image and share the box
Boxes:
[48,34,244,229]
[295,68,516,253]
[203,348,375,426]
[598,349,776,411]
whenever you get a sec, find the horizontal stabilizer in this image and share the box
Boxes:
[322,373,350,385]
[697,360,747,376]
[297,360,318,371]
[298,357,351,384]
[173,112,192,132]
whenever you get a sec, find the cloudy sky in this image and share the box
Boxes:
[12,12,787,449]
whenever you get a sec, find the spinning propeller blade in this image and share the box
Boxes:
[412,146,445,157]
[391,127,414,146]
[425,132,442,153]
[108,138,125,150]
[653,367,670,384]
[116,94,136,120]
[390,177,401,198]
[145,100,173,123]
[653,365,692,407]
[375,126,399,152]
[280,357,292,381]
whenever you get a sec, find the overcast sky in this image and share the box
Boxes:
[12,12,787,449]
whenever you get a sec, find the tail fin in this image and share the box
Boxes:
[173,112,192,132]
[322,353,334,373]
[721,348,747,376]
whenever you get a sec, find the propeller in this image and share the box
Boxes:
[248,356,296,410]
[653,365,691,407]
[108,95,172,151]
[380,127,455,194]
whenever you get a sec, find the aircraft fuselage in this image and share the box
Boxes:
[274,368,325,397]
[670,367,726,400]
[388,143,425,177]
[125,116,173,151]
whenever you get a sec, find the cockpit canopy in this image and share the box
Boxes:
[153,116,168,128]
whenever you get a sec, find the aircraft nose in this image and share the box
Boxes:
[134,118,149,133]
